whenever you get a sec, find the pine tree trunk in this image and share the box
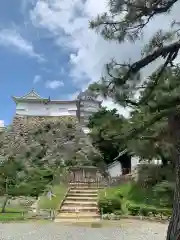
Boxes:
[1,195,9,213]
[166,112,180,240]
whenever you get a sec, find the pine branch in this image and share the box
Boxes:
[113,108,174,142]
[122,40,180,83]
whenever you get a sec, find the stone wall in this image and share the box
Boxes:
[12,115,78,138]
[0,115,79,156]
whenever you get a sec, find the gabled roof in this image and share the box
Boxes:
[113,149,128,161]
[12,89,48,103]
[21,89,42,100]
[107,149,131,168]
[107,160,120,169]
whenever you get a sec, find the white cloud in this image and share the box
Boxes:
[0,120,4,127]
[102,99,131,118]
[30,0,180,116]
[45,80,64,89]
[0,29,44,62]
[33,74,42,84]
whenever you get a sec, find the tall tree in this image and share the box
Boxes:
[89,1,180,238]
[88,107,126,164]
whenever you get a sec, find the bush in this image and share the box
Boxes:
[127,203,172,217]
[153,181,174,208]
[98,196,121,214]
[137,164,175,187]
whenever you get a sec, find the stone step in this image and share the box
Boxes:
[69,182,103,186]
[69,185,102,189]
[66,196,97,201]
[56,212,100,219]
[69,189,98,194]
[54,218,100,223]
[60,206,98,212]
[63,201,97,207]
[67,192,98,197]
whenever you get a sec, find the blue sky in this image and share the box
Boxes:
[0,0,114,125]
[1,0,175,126]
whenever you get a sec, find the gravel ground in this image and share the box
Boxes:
[0,220,168,240]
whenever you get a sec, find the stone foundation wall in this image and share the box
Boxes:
[12,115,78,138]
[0,115,79,155]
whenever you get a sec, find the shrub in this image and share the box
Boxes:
[113,210,122,216]
[98,196,121,214]
[137,164,175,187]
[127,204,140,216]
[127,203,172,217]
[153,181,174,208]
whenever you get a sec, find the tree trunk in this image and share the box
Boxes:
[1,195,9,213]
[166,112,180,239]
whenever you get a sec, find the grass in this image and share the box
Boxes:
[0,208,27,222]
[0,207,26,213]
[0,212,25,222]
[38,185,67,210]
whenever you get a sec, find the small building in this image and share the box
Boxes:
[107,160,122,178]
[107,149,133,177]
[12,89,101,132]
[107,149,162,178]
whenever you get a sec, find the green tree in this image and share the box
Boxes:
[0,157,24,212]
[0,158,54,213]
[88,107,126,164]
[89,1,180,238]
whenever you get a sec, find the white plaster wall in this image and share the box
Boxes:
[131,156,140,170]
[107,162,122,178]
[16,102,77,116]
[152,159,162,165]
[80,101,101,114]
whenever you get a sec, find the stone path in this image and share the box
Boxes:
[0,220,168,239]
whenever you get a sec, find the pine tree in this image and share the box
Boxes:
[89,1,180,238]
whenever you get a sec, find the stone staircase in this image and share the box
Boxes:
[55,183,101,222]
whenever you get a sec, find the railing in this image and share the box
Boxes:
[59,171,133,188]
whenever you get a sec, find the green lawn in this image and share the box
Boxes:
[0,207,26,213]
[38,185,67,210]
[0,212,25,221]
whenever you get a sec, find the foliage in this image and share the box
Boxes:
[88,0,180,163]
[0,212,25,222]
[153,181,174,208]
[99,178,173,215]
[88,107,127,164]
[89,1,180,236]
[98,195,121,214]
[136,164,175,186]
[127,203,172,217]
[0,158,56,212]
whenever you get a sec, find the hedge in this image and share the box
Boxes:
[98,196,121,214]
[127,203,172,217]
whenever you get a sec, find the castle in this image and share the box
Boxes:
[12,89,102,133]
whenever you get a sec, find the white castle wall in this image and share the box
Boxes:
[16,102,77,117]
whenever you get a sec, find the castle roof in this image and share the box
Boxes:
[77,90,102,103]
[12,89,77,104]
[12,89,46,103]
